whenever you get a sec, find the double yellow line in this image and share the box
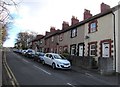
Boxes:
[2,51,20,87]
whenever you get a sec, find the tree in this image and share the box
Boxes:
[0,0,20,44]
[15,31,37,49]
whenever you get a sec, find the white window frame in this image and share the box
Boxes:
[71,28,77,38]
[90,44,96,56]
[59,34,63,41]
[90,22,97,33]
[51,36,54,42]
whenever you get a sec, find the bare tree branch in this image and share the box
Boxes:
[0,0,21,43]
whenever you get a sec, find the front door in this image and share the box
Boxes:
[78,44,84,56]
[102,43,110,57]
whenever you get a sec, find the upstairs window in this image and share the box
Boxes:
[59,34,63,41]
[88,20,98,33]
[71,28,77,38]
[39,40,42,44]
[51,36,54,42]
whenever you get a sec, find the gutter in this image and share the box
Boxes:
[111,11,116,73]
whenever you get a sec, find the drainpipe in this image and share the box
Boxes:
[112,11,116,73]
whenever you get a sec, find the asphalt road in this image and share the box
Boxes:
[4,50,119,86]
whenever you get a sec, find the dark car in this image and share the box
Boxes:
[33,52,45,62]
[25,49,35,58]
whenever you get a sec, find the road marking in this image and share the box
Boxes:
[33,65,51,75]
[3,51,20,87]
[67,83,76,87]
[22,59,29,63]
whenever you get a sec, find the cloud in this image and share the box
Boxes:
[3,0,119,47]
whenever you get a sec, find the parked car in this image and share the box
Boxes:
[21,50,27,55]
[42,53,71,69]
[25,49,35,58]
[13,49,19,53]
[33,52,45,62]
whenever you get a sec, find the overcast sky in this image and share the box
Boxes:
[3,0,120,47]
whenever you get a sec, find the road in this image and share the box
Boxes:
[3,49,118,86]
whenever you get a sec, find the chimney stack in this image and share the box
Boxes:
[45,31,50,35]
[62,21,69,30]
[84,9,92,20]
[101,3,110,13]
[50,26,56,32]
[71,16,79,25]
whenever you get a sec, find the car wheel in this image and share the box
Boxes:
[42,60,45,65]
[52,63,56,69]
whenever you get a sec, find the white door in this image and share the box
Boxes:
[79,45,84,56]
[102,43,110,57]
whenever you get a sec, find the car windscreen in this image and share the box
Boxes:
[28,50,32,52]
[39,53,44,56]
[53,54,66,59]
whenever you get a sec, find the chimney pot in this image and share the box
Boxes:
[71,16,79,25]
[101,2,110,13]
[84,9,92,20]
[62,21,69,30]
[50,27,56,32]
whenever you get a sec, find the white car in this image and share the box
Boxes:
[21,50,27,55]
[42,53,71,69]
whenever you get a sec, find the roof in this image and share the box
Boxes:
[40,4,120,39]
[58,4,120,34]
[44,30,60,39]
[32,35,45,42]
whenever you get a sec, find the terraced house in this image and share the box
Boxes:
[30,34,44,52]
[44,27,60,53]
[58,16,85,56]
[30,2,120,73]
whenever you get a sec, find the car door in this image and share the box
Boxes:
[49,54,54,65]
[44,54,49,64]
[47,54,53,65]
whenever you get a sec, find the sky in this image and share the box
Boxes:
[3,0,120,47]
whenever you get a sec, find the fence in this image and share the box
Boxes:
[98,57,115,75]
[66,55,98,69]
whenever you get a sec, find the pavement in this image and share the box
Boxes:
[0,49,2,87]
[72,65,119,85]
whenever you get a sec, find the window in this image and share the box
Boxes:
[59,34,63,41]
[39,40,42,44]
[71,28,77,38]
[51,48,53,52]
[89,20,97,33]
[51,36,54,42]
[88,42,97,56]
[70,44,76,55]
[63,46,68,53]
[59,46,62,54]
